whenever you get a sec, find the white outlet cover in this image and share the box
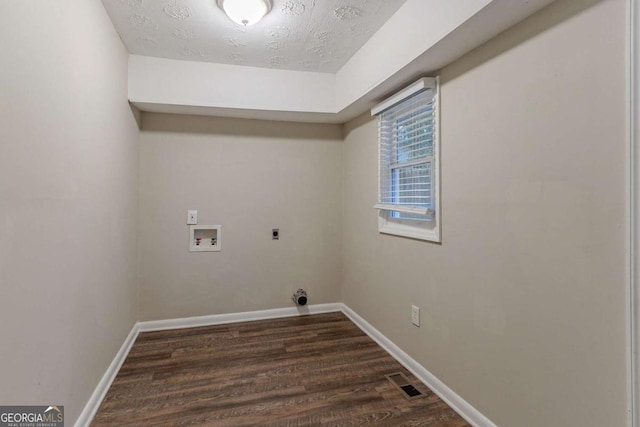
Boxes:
[187,210,198,225]
[411,305,420,327]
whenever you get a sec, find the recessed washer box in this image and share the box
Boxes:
[189,225,221,252]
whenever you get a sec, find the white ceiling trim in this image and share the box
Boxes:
[129,0,557,124]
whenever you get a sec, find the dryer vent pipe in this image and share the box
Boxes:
[292,289,308,306]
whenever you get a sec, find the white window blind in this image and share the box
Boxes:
[375,85,437,219]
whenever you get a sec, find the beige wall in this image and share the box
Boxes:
[342,0,627,425]
[138,114,342,320]
[0,0,139,423]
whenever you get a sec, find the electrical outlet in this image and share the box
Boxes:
[411,305,420,327]
[187,210,198,225]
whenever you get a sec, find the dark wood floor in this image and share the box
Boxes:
[92,312,469,426]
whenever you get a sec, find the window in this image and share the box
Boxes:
[372,77,440,242]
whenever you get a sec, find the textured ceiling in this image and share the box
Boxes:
[101,0,407,73]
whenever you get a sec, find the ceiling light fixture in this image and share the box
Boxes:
[217,0,272,26]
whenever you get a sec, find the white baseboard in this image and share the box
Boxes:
[76,302,494,427]
[137,303,343,332]
[74,324,140,427]
[340,304,496,427]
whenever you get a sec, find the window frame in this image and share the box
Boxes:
[372,77,441,243]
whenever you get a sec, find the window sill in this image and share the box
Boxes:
[378,216,441,243]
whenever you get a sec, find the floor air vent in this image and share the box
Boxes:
[385,372,424,400]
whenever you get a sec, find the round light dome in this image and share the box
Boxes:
[217,0,272,26]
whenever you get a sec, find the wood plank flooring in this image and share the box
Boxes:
[92,312,469,426]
